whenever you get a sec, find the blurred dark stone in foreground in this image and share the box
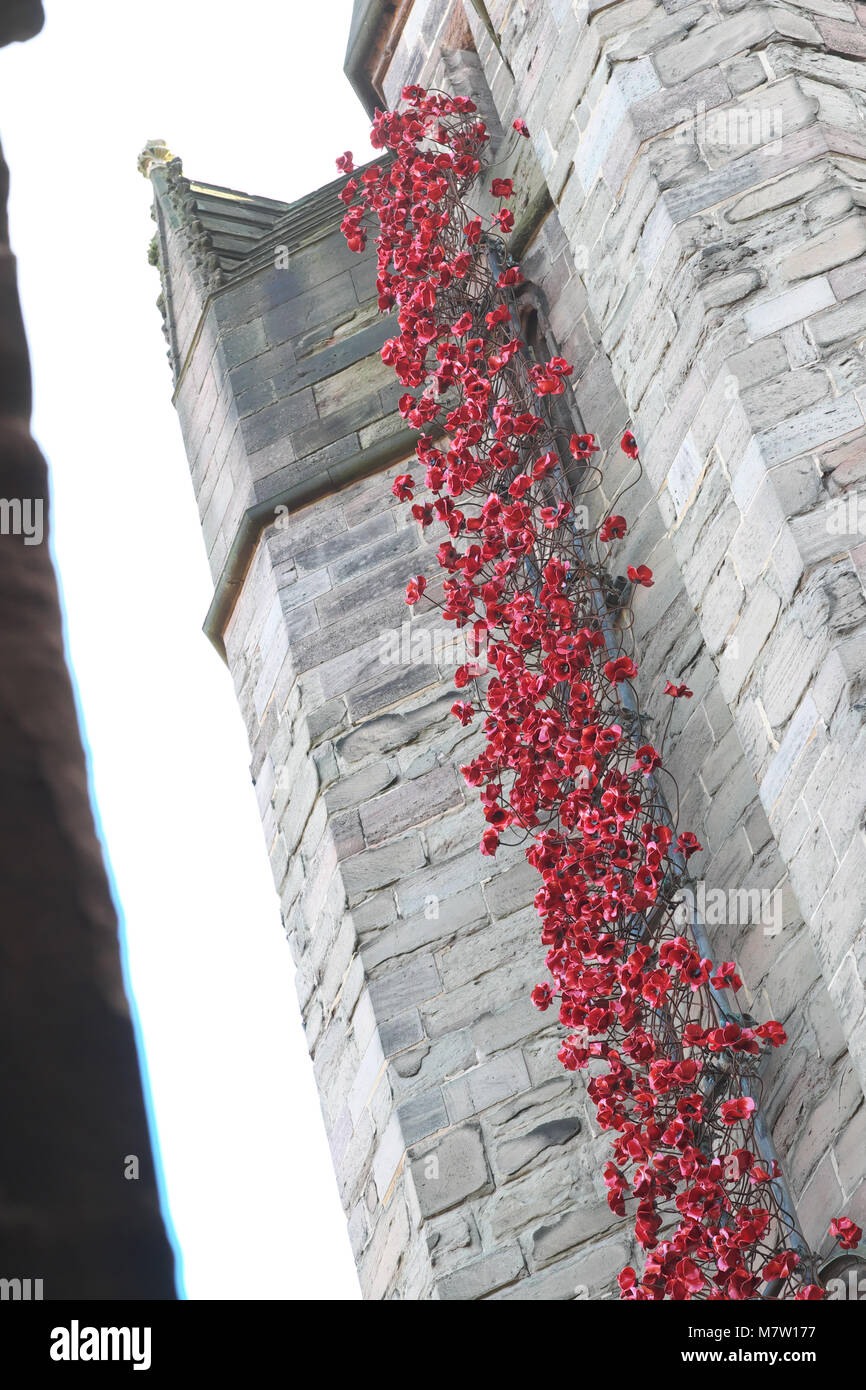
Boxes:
[0,7,177,1298]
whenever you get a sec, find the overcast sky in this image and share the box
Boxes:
[0,0,375,1299]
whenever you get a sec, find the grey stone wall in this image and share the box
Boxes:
[147,0,866,1297]
[147,159,638,1298]
[371,0,866,1271]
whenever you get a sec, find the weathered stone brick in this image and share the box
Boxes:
[459,1051,533,1117]
[719,584,782,702]
[758,392,864,466]
[473,995,545,1059]
[817,15,866,55]
[744,276,836,339]
[433,1244,525,1299]
[367,954,443,1021]
[760,693,822,814]
[653,10,777,85]
[378,1009,426,1058]
[783,214,866,282]
[530,1199,621,1269]
[494,1117,581,1179]
[359,765,463,846]
[811,289,866,347]
[341,834,426,902]
[408,1124,492,1218]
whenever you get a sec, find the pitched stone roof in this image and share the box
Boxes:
[175,177,293,280]
[139,140,362,292]
[218,168,363,278]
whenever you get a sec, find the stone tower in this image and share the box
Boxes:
[142,0,866,1299]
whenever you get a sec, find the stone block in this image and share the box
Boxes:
[433,1244,525,1300]
[742,366,831,434]
[790,1059,861,1189]
[490,1236,632,1300]
[817,15,866,55]
[817,732,866,856]
[653,10,776,86]
[495,1117,581,1180]
[811,289,866,347]
[743,277,836,340]
[796,1150,845,1255]
[326,759,398,813]
[408,1124,492,1218]
[758,392,864,467]
[337,691,456,765]
[473,994,546,1059]
[761,619,820,728]
[340,833,426,902]
[358,1194,411,1300]
[834,1102,866,1200]
[438,908,538,992]
[813,838,866,978]
[782,214,866,283]
[378,1009,426,1059]
[726,161,827,224]
[699,557,744,653]
[530,1197,621,1268]
[361,886,488,971]
[397,1088,450,1145]
[463,1050,533,1115]
[359,765,463,846]
[367,954,443,1022]
[759,692,821,814]
[347,1032,386,1126]
[482,858,539,919]
[727,336,789,386]
[718,583,781,703]
[829,253,866,302]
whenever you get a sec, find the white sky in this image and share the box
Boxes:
[0,0,376,1299]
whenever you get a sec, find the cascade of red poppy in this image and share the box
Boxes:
[335,90,861,1299]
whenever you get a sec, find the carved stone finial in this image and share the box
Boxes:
[137,140,174,179]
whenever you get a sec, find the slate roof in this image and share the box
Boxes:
[174,167,361,282]
[174,178,293,280]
